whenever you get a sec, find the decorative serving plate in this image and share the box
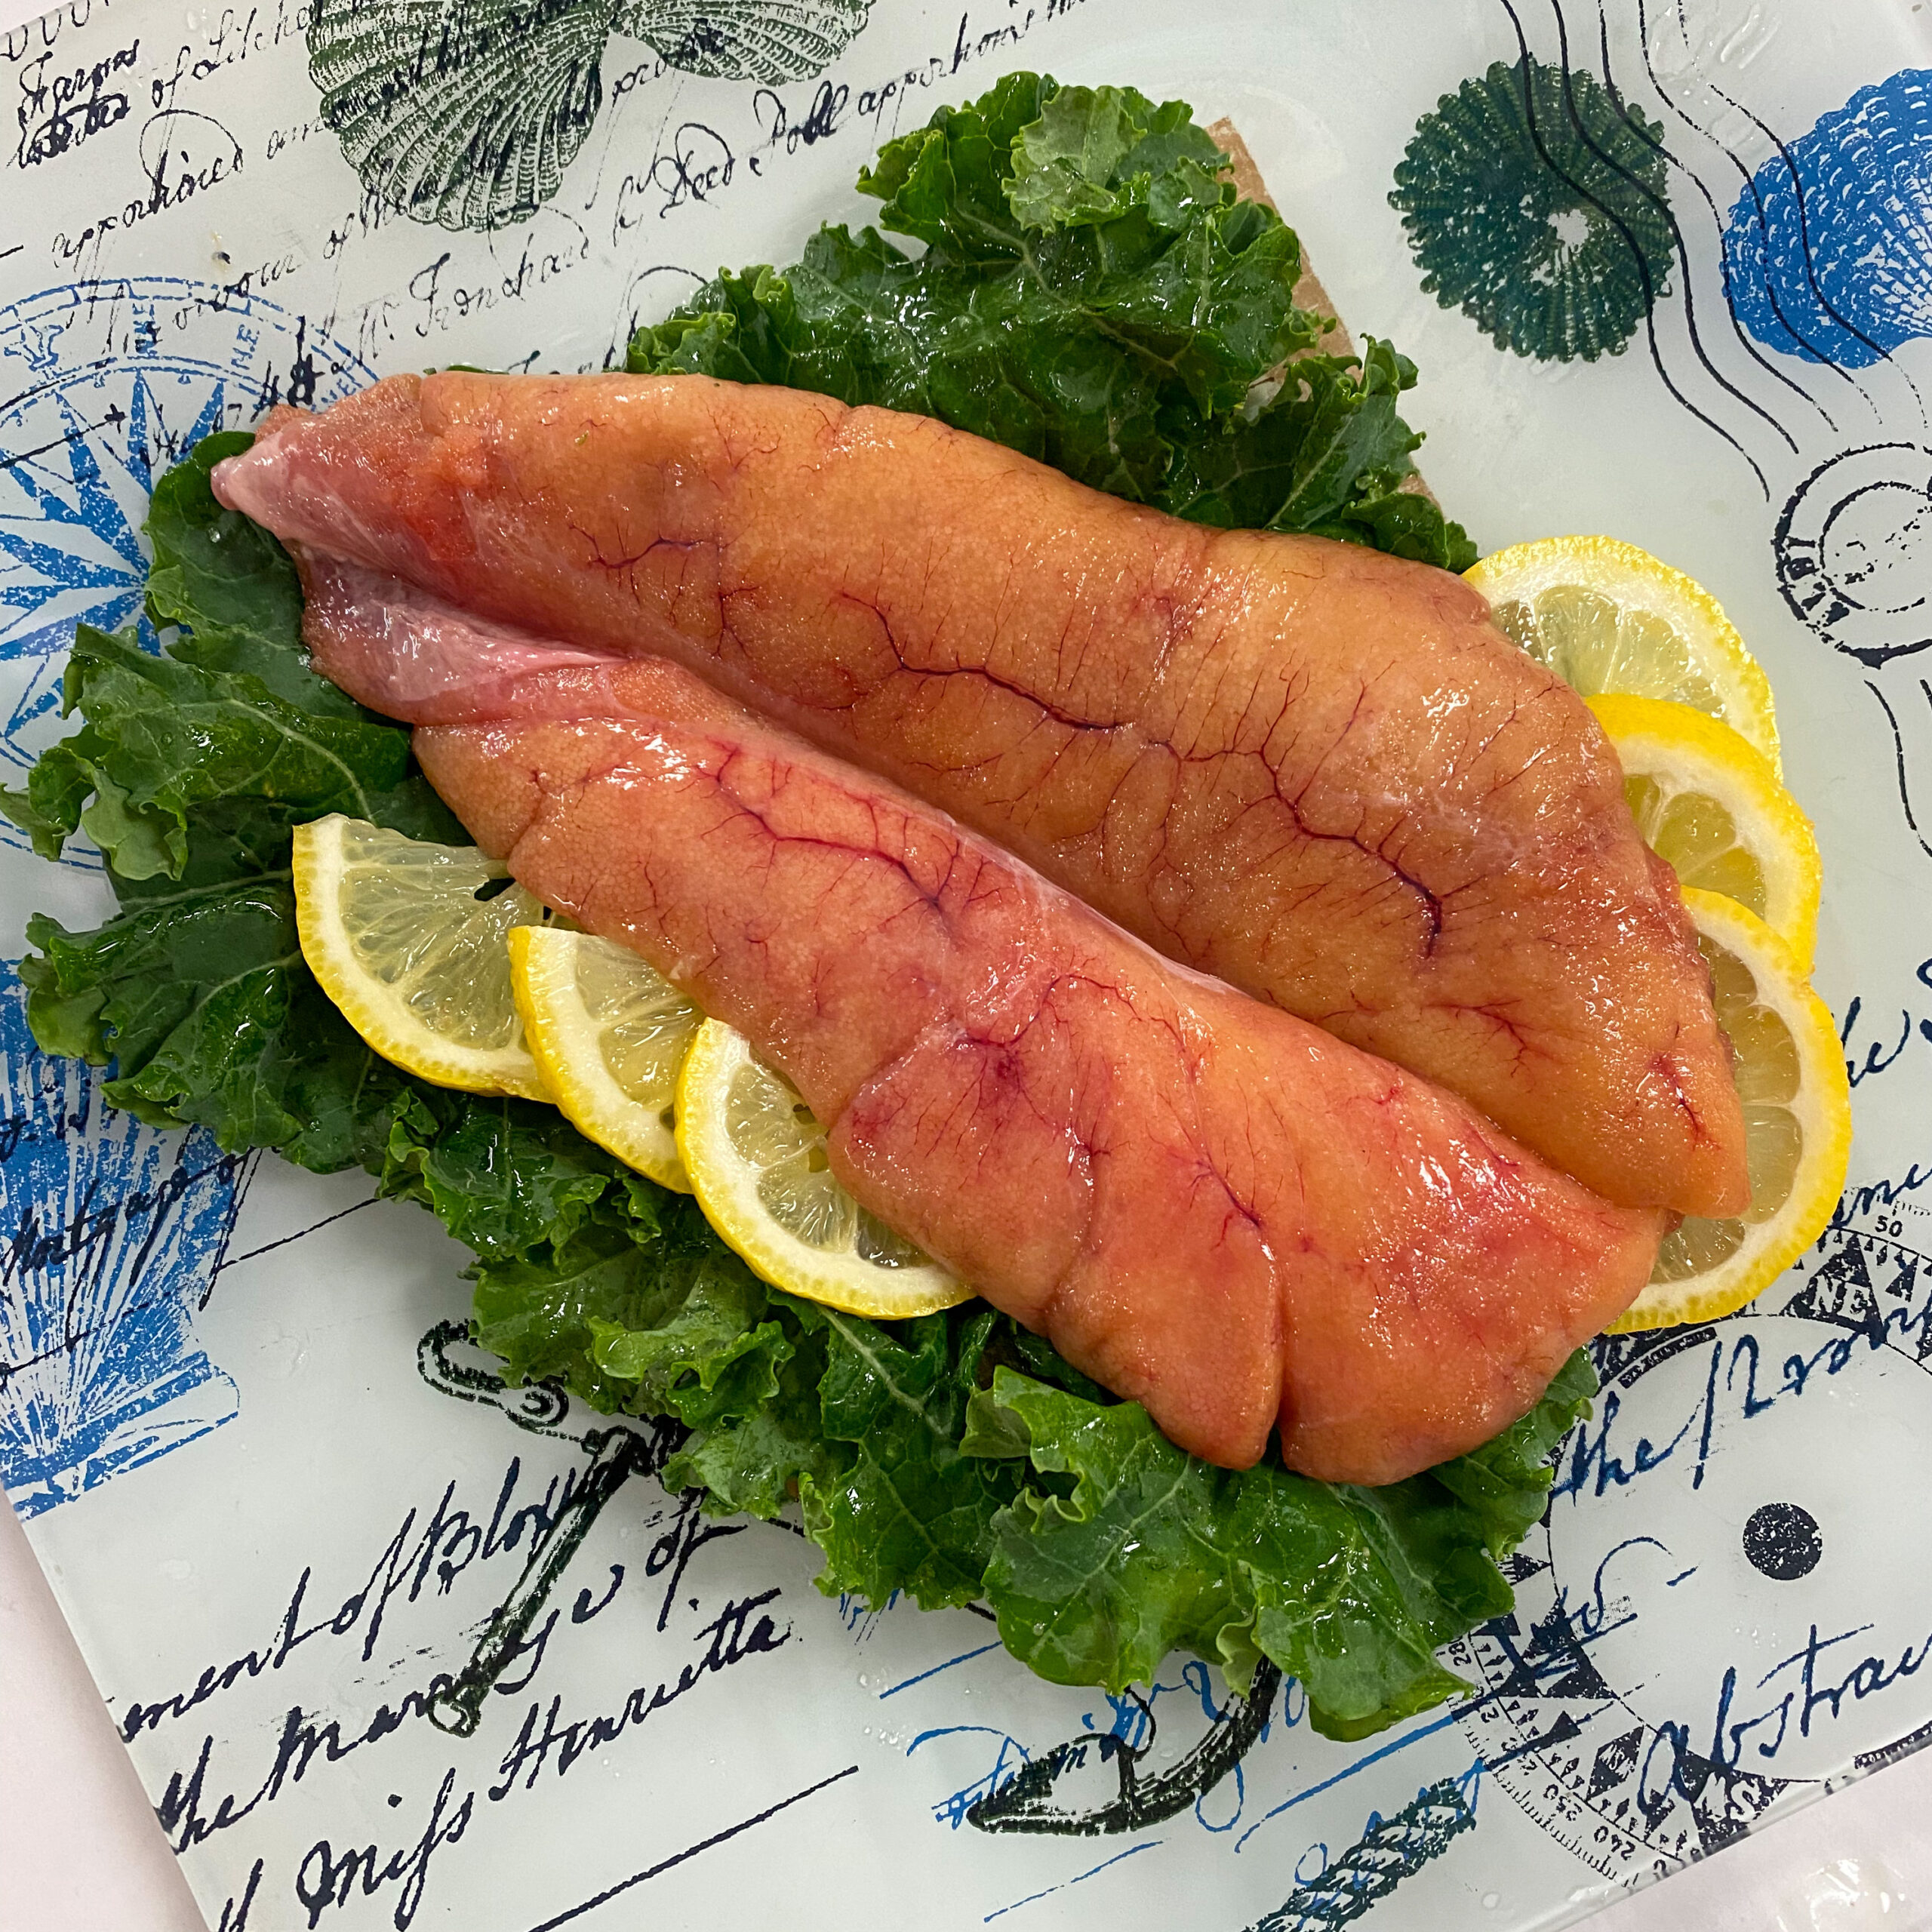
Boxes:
[3,1,1929,1925]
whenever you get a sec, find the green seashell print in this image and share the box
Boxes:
[614,0,869,84]
[308,0,620,233]
[1389,57,1675,362]
[308,0,874,233]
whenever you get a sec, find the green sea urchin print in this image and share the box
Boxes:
[1389,57,1674,362]
[306,0,872,232]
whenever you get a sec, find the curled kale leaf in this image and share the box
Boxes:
[631,75,1475,569]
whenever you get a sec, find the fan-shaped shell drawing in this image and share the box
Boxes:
[307,0,620,235]
[1389,57,1675,362]
[1722,69,1932,369]
[0,968,249,1517]
[617,0,868,82]
[307,0,873,232]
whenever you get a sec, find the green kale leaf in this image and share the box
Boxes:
[2,435,459,1161]
[631,75,1475,568]
[968,1358,1596,1738]
[794,1304,1025,1611]
[143,430,339,705]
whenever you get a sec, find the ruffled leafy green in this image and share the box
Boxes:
[0,82,1586,1740]
[629,75,1475,569]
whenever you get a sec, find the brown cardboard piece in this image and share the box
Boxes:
[1210,118,1360,361]
[1210,118,1438,506]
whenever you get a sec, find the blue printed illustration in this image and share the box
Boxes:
[1700,66,1932,841]
[1723,69,1932,369]
[0,278,375,863]
[1451,1214,1932,1873]
[0,964,251,1516]
[1244,1776,1478,1930]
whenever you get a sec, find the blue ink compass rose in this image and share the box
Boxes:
[0,277,375,863]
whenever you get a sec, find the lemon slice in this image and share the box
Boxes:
[1611,888,1850,1332]
[508,925,701,1191]
[675,1018,973,1318]
[1469,535,1781,772]
[1589,694,1823,971]
[292,814,552,1101]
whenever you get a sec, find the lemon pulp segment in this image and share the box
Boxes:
[508,924,700,1191]
[675,1017,973,1318]
[291,814,552,1100]
[1611,889,1850,1331]
[1469,534,1780,771]
[1588,694,1822,969]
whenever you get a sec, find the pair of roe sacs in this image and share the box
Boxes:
[213,368,1745,1486]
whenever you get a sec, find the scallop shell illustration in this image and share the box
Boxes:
[1723,69,1932,369]
[306,0,873,234]
[620,0,870,81]
[1389,57,1675,364]
[0,966,249,1517]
